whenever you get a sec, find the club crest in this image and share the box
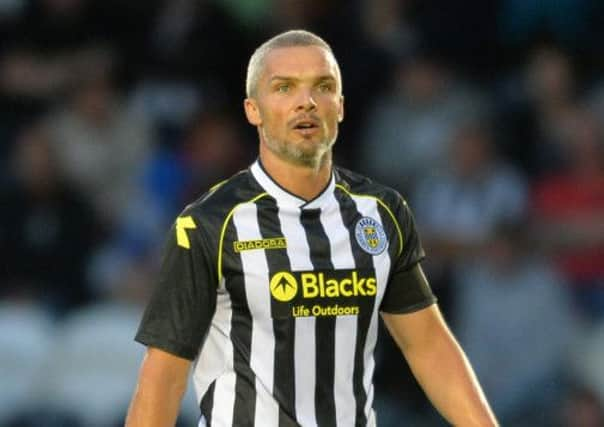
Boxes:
[355,216,387,255]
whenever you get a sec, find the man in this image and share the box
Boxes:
[126,30,498,427]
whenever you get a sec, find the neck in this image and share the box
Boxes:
[259,143,333,201]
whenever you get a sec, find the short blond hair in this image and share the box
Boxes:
[245,30,341,98]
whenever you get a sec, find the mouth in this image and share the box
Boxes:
[291,118,320,136]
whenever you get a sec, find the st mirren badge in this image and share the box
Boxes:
[355,217,388,255]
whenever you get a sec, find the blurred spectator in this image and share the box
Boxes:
[46,63,154,226]
[179,110,253,202]
[2,0,152,62]
[87,109,251,299]
[40,301,147,427]
[453,221,578,425]
[7,0,107,50]
[372,122,528,424]
[412,122,527,311]
[531,109,604,319]
[496,45,580,176]
[129,80,202,142]
[360,0,417,59]
[412,0,500,79]
[0,46,116,163]
[0,122,100,314]
[0,0,144,122]
[141,0,262,106]
[0,301,54,425]
[129,108,252,242]
[359,54,487,193]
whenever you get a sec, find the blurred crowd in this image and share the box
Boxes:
[1,0,604,426]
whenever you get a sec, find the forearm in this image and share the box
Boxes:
[126,349,190,427]
[403,323,497,426]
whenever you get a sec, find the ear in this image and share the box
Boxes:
[244,98,262,126]
[337,95,344,122]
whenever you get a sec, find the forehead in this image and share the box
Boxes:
[261,45,339,82]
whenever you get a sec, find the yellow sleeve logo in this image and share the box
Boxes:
[175,216,196,249]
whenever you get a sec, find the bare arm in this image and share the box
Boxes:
[125,347,191,427]
[382,305,498,426]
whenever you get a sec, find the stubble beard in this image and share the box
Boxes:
[261,126,336,169]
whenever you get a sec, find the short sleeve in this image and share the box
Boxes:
[135,213,217,360]
[380,196,437,313]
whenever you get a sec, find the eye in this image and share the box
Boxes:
[277,84,290,93]
[318,82,334,92]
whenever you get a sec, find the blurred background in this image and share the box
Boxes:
[1,0,604,426]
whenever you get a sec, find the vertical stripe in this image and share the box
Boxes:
[320,195,358,427]
[279,205,317,427]
[208,277,237,425]
[199,381,214,426]
[300,209,337,427]
[314,316,336,427]
[348,195,392,423]
[225,272,256,423]
[293,319,317,426]
[211,371,237,425]
[333,189,377,427]
[233,202,279,427]
[255,198,299,427]
[195,285,234,421]
[217,204,255,424]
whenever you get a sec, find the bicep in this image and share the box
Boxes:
[138,347,192,386]
[127,347,192,426]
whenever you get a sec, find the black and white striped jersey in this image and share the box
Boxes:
[135,160,437,427]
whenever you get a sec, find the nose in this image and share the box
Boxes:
[295,88,317,112]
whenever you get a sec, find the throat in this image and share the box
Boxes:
[288,170,332,201]
[259,144,332,201]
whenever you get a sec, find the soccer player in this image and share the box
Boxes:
[126,30,498,427]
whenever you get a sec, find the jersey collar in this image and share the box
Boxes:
[250,159,336,209]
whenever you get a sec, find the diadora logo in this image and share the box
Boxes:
[269,269,377,319]
[234,237,287,253]
[176,216,196,249]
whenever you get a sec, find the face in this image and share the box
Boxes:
[244,45,344,168]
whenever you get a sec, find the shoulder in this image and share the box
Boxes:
[334,166,408,210]
[179,168,265,228]
[335,167,419,258]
